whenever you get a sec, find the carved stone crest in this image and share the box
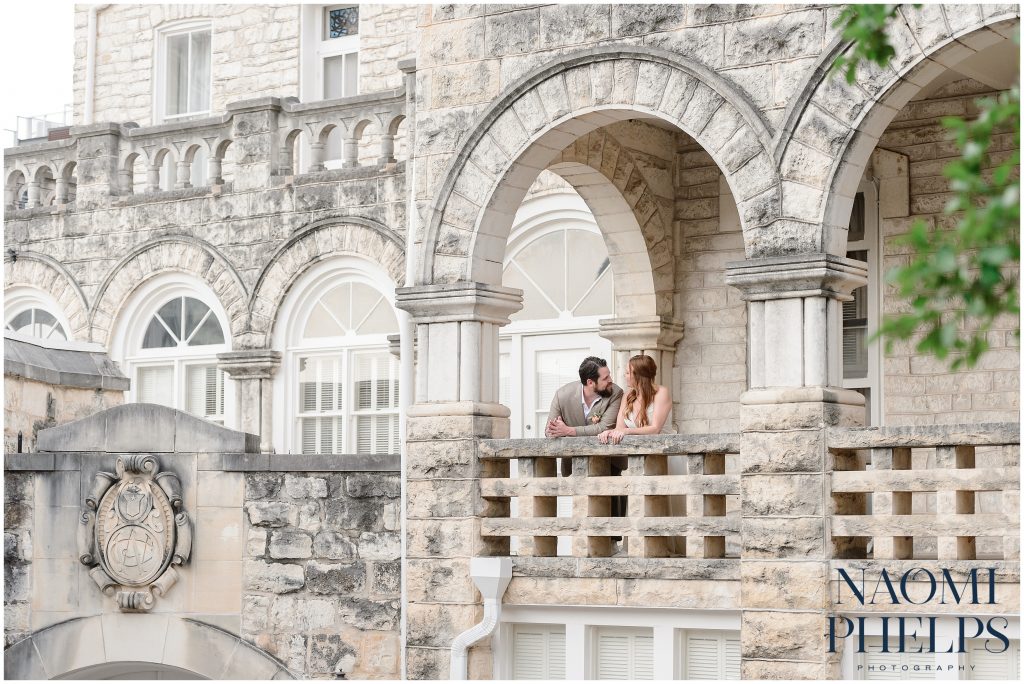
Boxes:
[78,455,192,611]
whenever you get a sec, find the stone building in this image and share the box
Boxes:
[3,3,1020,680]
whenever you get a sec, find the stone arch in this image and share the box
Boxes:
[547,128,674,317]
[778,5,1019,256]
[249,214,405,345]
[419,45,779,285]
[4,251,90,338]
[90,235,249,346]
[3,615,295,679]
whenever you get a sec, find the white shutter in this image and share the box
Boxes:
[862,638,939,680]
[595,628,653,680]
[356,415,372,454]
[724,637,741,679]
[138,365,174,406]
[186,365,223,422]
[512,625,565,680]
[685,636,721,679]
[968,639,1019,680]
[301,418,317,454]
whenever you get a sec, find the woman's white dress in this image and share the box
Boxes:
[624,401,675,434]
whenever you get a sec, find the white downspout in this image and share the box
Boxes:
[84,4,111,124]
[450,557,513,680]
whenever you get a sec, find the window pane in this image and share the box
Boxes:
[46,322,68,341]
[324,54,349,100]
[325,6,359,39]
[504,263,558,321]
[157,297,184,340]
[349,283,379,331]
[306,284,350,338]
[142,316,177,348]
[183,297,211,340]
[7,310,32,331]
[514,231,565,311]
[189,30,211,113]
[848,192,866,242]
[186,364,224,421]
[344,52,359,97]
[566,230,609,310]
[34,309,57,328]
[573,265,614,317]
[165,34,189,116]
[354,296,399,335]
[138,365,175,406]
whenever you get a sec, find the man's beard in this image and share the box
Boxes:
[597,385,614,398]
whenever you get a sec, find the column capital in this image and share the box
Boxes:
[598,315,685,352]
[217,349,282,380]
[395,281,523,325]
[724,253,866,302]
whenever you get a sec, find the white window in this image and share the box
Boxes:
[156,22,212,122]
[593,626,654,680]
[680,631,740,679]
[301,5,359,102]
[286,276,400,455]
[843,180,881,426]
[966,638,1019,680]
[4,288,73,341]
[511,624,566,679]
[128,295,228,423]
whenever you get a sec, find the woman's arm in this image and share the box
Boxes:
[621,386,671,435]
[598,395,630,444]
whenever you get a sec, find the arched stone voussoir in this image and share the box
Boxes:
[89,235,249,346]
[4,252,91,339]
[422,45,780,286]
[248,214,406,345]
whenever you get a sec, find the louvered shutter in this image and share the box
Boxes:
[724,637,741,679]
[138,365,174,406]
[186,365,223,422]
[633,636,653,679]
[968,640,1019,680]
[595,629,653,680]
[512,625,565,680]
[685,635,721,679]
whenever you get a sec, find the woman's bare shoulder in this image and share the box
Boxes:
[654,384,671,400]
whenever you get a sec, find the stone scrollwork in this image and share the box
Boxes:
[78,455,192,612]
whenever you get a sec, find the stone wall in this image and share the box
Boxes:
[3,377,123,454]
[3,473,33,648]
[242,471,401,679]
[879,79,1020,427]
[360,4,420,93]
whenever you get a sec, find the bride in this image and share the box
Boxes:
[598,354,672,445]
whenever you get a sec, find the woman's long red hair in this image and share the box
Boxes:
[624,354,657,428]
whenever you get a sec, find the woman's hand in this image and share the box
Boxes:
[598,429,611,444]
[607,429,625,445]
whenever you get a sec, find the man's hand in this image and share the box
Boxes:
[545,417,575,438]
[598,429,625,445]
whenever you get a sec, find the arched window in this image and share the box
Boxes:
[275,259,400,455]
[4,288,72,341]
[114,279,232,425]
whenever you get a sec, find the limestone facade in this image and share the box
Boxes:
[3,3,1021,681]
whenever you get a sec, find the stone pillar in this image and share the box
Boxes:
[724,254,867,680]
[68,122,121,205]
[146,165,161,192]
[342,137,359,168]
[226,97,283,191]
[54,178,68,204]
[208,155,223,185]
[175,160,192,189]
[379,134,396,165]
[309,141,326,172]
[394,282,522,680]
[25,182,40,208]
[217,350,282,454]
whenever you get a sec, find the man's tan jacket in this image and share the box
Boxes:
[546,381,624,437]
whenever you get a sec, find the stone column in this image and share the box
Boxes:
[226,97,283,191]
[217,350,282,454]
[395,282,522,680]
[175,160,192,189]
[724,254,867,680]
[25,182,40,208]
[68,122,121,205]
[598,315,685,388]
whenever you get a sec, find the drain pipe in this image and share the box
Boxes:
[85,5,111,124]
[450,557,513,680]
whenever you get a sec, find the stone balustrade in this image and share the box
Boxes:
[828,422,1020,562]
[478,433,740,560]
[3,87,409,211]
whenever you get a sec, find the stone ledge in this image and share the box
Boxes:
[511,556,740,581]
[4,331,129,391]
[201,452,401,472]
[830,559,1020,583]
[479,432,740,458]
[827,422,1020,449]
[3,453,55,471]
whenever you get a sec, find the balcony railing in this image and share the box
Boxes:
[478,434,740,559]
[828,422,1019,561]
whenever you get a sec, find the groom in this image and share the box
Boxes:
[545,356,623,438]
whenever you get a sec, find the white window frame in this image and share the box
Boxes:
[271,256,399,455]
[842,178,883,426]
[4,287,74,341]
[591,625,655,680]
[300,5,360,102]
[109,275,234,428]
[153,19,213,124]
[497,605,741,680]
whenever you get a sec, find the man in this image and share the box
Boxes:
[545,356,623,438]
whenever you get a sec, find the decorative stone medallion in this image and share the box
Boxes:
[78,455,192,611]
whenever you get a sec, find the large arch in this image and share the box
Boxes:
[419,45,780,286]
[249,214,405,346]
[3,615,294,680]
[778,5,1019,257]
[4,252,90,339]
[89,235,249,345]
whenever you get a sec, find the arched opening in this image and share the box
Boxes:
[58,662,205,680]
[4,287,73,341]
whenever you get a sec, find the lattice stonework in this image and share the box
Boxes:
[828,424,1020,562]
[478,435,740,559]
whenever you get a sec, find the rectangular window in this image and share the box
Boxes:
[512,624,566,679]
[681,631,741,680]
[324,5,359,39]
[162,26,212,119]
[186,364,225,424]
[966,638,1020,680]
[842,186,881,425]
[138,365,175,407]
[323,52,359,100]
[594,627,654,680]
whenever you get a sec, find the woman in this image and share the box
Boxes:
[598,354,672,444]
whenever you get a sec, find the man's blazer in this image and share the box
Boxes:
[546,381,624,437]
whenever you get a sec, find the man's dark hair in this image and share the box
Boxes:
[579,356,607,386]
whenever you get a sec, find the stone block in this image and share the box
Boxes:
[345,472,400,498]
[336,596,400,631]
[742,610,836,662]
[246,501,296,527]
[406,558,478,603]
[617,578,740,609]
[358,531,400,561]
[504,576,617,605]
[307,632,358,676]
[192,560,243,612]
[270,595,338,632]
[407,602,480,648]
[406,645,448,680]
[741,473,825,516]
[613,4,686,36]
[325,497,384,531]
[741,560,830,610]
[485,8,540,57]
[194,507,244,562]
[198,471,244,508]
[406,479,479,518]
[247,528,268,557]
[269,530,313,559]
[305,560,366,595]
[283,474,328,499]
[371,560,401,597]
[742,517,825,559]
[244,559,305,593]
[313,531,357,560]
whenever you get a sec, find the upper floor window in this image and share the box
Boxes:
[6,308,67,341]
[842,182,881,425]
[157,23,212,121]
[4,288,72,342]
[321,6,359,99]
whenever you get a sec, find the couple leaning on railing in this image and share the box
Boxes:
[544,354,673,445]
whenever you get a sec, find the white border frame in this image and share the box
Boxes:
[152,19,214,125]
